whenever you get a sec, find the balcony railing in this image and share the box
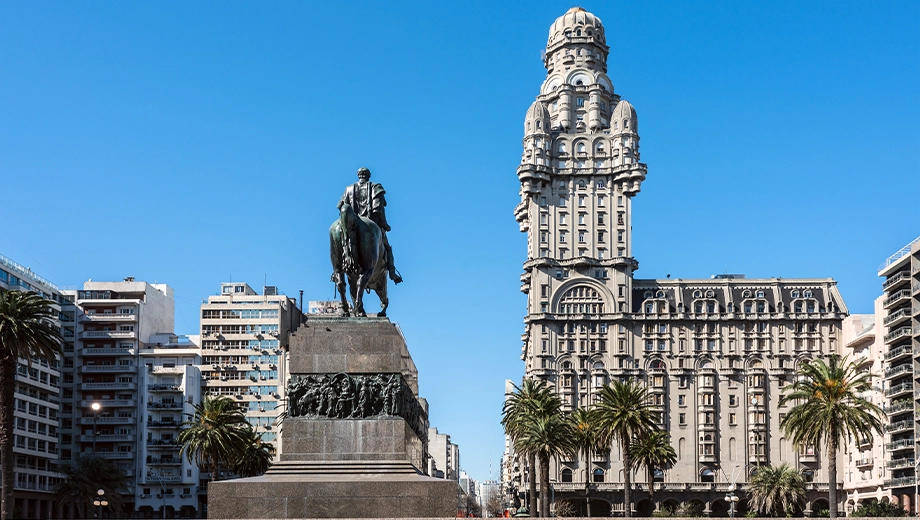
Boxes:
[886,438,915,450]
[887,400,913,414]
[79,365,134,373]
[886,382,914,397]
[886,419,914,432]
[78,416,136,425]
[79,331,136,339]
[79,399,135,408]
[884,476,917,488]
[884,307,913,326]
[80,382,137,391]
[885,345,912,361]
[886,363,914,378]
[883,270,912,291]
[885,326,914,344]
[80,313,137,322]
[884,290,912,308]
[887,458,915,470]
[855,458,874,467]
[147,384,182,392]
[81,347,133,356]
[95,452,134,459]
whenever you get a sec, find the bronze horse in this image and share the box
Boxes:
[329,203,388,317]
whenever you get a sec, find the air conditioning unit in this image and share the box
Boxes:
[258,407,265,412]
[157,493,164,498]
[139,494,147,498]
[260,376,266,381]
[212,364,220,370]
[220,376,227,381]
[269,364,276,369]
[250,376,257,382]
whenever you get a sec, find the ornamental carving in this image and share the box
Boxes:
[287,373,427,442]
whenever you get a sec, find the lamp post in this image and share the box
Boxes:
[92,488,108,519]
[149,471,167,520]
[91,402,101,453]
[724,464,748,518]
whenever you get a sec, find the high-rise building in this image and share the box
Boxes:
[60,279,179,517]
[877,236,920,510]
[428,426,460,480]
[511,8,847,517]
[199,282,302,458]
[0,254,64,519]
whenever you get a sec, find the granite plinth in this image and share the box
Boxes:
[279,417,424,470]
[207,473,457,519]
[290,319,418,394]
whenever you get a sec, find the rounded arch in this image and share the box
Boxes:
[550,278,615,313]
[561,467,573,483]
[566,71,594,86]
[696,356,717,371]
[541,74,565,95]
[746,357,765,370]
[700,468,715,483]
[646,357,668,371]
[594,73,613,93]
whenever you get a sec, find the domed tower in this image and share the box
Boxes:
[515,8,648,397]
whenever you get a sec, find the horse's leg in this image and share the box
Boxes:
[334,271,350,317]
[376,280,388,318]
[348,272,363,317]
[354,268,374,317]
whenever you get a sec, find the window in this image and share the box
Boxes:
[576,97,585,107]
[593,468,605,483]
[561,468,573,483]
[678,395,685,406]
[679,413,686,425]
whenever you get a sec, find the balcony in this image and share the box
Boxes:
[884,307,913,327]
[886,382,914,398]
[95,452,134,459]
[887,400,913,415]
[885,363,914,379]
[884,289,911,309]
[82,347,134,356]
[147,457,181,465]
[883,270,912,291]
[147,384,182,392]
[855,457,874,468]
[147,439,179,449]
[79,365,134,374]
[79,416,136,425]
[886,419,914,433]
[80,313,137,323]
[147,401,182,410]
[147,421,179,429]
[884,476,916,488]
[79,330,137,340]
[144,476,184,484]
[887,458,915,470]
[80,399,136,408]
[80,434,133,442]
[80,381,137,391]
[885,438,915,451]
[885,326,914,345]
[884,345,912,361]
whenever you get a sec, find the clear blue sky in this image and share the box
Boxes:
[1,2,918,483]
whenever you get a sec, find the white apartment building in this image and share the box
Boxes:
[136,333,202,518]
[0,254,64,519]
[199,282,301,460]
[60,279,176,517]
[428,427,460,480]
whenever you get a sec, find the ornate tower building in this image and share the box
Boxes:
[510,8,849,517]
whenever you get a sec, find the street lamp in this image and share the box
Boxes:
[148,471,167,520]
[93,488,108,519]
[724,464,749,518]
[91,402,101,453]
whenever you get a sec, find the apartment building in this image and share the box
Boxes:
[199,282,301,459]
[60,279,176,517]
[0,254,64,519]
[877,237,920,511]
[428,427,460,480]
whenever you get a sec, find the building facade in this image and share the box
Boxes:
[877,237,920,512]
[511,8,847,517]
[0,254,65,519]
[199,282,301,460]
[428,426,460,480]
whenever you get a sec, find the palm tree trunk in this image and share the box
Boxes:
[623,438,632,518]
[0,359,17,520]
[528,452,537,516]
[212,447,220,482]
[584,448,591,518]
[827,442,837,519]
[648,467,655,500]
[539,453,550,519]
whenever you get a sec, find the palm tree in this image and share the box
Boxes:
[231,426,276,477]
[594,379,657,518]
[0,291,63,520]
[54,454,129,519]
[515,409,576,518]
[628,430,676,500]
[746,463,806,517]
[502,379,560,516]
[780,355,883,519]
[569,407,602,517]
[178,395,248,482]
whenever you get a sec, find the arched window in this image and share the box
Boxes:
[558,142,567,153]
[700,468,715,483]
[593,468,605,482]
[577,143,586,154]
[536,120,542,129]
[561,468,573,483]
[624,119,629,129]
[558,285,605,314]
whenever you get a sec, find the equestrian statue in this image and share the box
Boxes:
[329,167,402,317]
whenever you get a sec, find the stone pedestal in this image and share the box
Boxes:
[208,318,456,519]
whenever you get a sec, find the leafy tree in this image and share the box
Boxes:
[746,463,805,517]
[850,500,906,517]
[54,454,130,519]
[230,426,276,477]
[502,379,560,516]
[628,430,676,500]
[0,291,63,520]
[553,499,578,518]
[594,379,657,518]
[178,396,248,482]
[569,407,602,517]
[780,356,883,519]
